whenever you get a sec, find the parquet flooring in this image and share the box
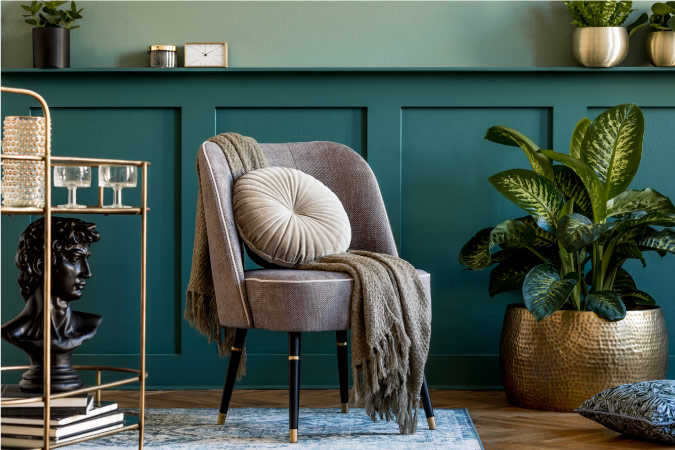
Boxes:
[103,389,669,449]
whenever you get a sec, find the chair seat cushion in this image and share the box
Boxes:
[244,268,431,331]
[233,167,352,268]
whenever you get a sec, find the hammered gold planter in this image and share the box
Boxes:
[500,304,668,412]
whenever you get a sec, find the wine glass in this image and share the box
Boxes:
[53,166,91,209]
[98,165,137,209]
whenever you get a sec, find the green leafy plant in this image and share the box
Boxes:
[459,104,675,322]
[628,2,675,33]
[564,1,635,27]
[21,1,83,29]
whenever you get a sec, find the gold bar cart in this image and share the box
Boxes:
[0,86,148,449]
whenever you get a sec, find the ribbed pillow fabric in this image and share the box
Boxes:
[233,167,351,268]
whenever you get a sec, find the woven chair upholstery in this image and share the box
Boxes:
[198,141,430,331]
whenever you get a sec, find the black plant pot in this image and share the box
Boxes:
[32,27,70,68]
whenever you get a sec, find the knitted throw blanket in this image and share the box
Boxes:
[185,133,269,377]
[185,134,431,434]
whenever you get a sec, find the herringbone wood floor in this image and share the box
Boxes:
[103,389,670,449]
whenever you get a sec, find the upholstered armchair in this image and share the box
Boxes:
[198,141,436,443]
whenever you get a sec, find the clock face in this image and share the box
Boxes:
[184,42,228,67]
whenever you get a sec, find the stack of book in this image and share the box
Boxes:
[1,385,124,448]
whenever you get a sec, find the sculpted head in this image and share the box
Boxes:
[16,218,100,302]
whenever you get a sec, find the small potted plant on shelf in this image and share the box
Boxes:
[459,104,674,412]
[629,2,675,66]
[563,1,644,67]
[20,1,84,69]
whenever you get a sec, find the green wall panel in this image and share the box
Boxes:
[401,108,552,360]
[1,69,673,389]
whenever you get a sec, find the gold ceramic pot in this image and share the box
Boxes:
[500,304,668,412]
[572,27,629,67]
[646,31,675,67]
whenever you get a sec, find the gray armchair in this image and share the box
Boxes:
[198,140,435,443]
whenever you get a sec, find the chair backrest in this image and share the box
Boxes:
[198,141,397,328]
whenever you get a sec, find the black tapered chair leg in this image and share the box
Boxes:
[289,332,302,443]
[336,330,349,413]
[420,375,436,430]
[217,328,247,425]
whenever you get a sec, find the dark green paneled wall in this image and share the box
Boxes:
[1,68,674,389]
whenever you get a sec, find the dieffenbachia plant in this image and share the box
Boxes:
[459,104,675,322]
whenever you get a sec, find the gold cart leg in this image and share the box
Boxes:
[138,162,148,450]
[96,370,102,407]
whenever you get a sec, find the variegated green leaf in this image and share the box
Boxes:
[612,268,637,292]
[580,104,644,199]
[613,241,646,267]
[621,289,656,307]
[557,213,614,253]
[553,165,593,217]
[522,264,577,321]
[586,291,626,321]
[607,188,675,218]
[459,228,492,270]
[510,216,558,250]
[489,256,540,297]
[485,126,555,181]
[639,228,675,255]
[488,169,565,233]
[607,212,675,245]
[541,150,607,221]
[570,117,591,159]
[459,220,538,270]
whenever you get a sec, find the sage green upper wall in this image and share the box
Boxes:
[0,1,657,68]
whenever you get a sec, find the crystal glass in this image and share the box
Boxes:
[1,116,49,207]
[54,166,91,209]
[98,165,137,208]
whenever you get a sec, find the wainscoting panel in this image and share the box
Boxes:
[1,68,673,389]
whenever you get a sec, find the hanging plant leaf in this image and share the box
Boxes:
[570,117,591,159]
[459,228,492,270]
[638,228,675,255]
[607,188,675,218]
[612,268,637,292]
[522,264,577,321]
[580,104,644,200]
[484,126,555,181]
[621,289,656,306]
[540,150,607,222]
[557,213,614,253]
[489,257,540,297]
[553,165,593,218]
[586,291,627,321]
[489,169,565,233]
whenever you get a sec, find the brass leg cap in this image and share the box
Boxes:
[290,428,298,443]
[341,403,349,413]
[217,413,226,425]
[427,416,437,430]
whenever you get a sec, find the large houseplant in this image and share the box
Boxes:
[460,104,673,411]
[21,1,84,68]
[564,1,643,67]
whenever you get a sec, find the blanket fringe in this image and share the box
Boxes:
[350,320,420,434]
[184,291,246,379]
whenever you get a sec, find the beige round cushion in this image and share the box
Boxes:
[233,167,351,268]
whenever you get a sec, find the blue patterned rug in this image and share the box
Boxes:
[69,408,483,449]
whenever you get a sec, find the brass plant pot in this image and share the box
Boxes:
[500,304,668,412]
[646,31,675,67]
[572,27,629,67]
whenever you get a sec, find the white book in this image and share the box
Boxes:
[2,411,124,437]
[1,421,124,447]
[1,402,118,426]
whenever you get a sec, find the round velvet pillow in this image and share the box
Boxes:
[233,167,351,268]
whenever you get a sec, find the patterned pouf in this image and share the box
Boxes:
[69,408,483,449]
